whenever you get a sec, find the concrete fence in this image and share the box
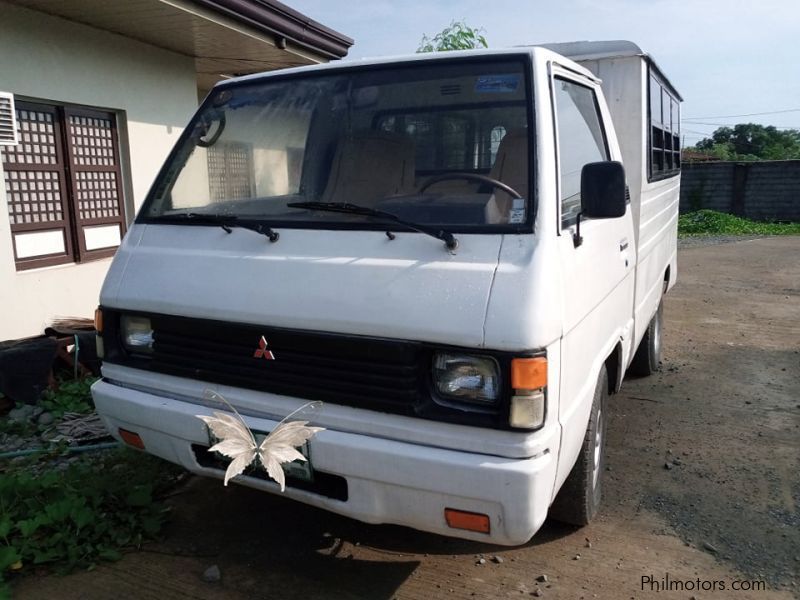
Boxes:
[679,160,800,221]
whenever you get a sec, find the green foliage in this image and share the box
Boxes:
[0,449,181,593]
[417,20,488,53]
[40,377,97,418]
[689,123,800,161]
[0,417,35,439]
[0,376,96,439]
[678,210,800,236]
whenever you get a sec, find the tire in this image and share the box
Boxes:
[629,299,663,376]
[549,366,609,526]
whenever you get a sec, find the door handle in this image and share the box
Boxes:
[619,238,630,267]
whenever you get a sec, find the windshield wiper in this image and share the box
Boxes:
[287,202,458,251]
[163,213,279,242]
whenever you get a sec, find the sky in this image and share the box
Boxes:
[291,0,800,146]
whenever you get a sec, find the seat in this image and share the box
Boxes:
[321,131,415,206]
[488,128,529,221]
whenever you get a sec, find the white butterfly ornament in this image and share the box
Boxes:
[197,393,324,491]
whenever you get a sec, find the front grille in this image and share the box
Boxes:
[103,310,521,430]
[117,313,423,414]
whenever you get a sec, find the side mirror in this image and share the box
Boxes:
[580,161,626,219]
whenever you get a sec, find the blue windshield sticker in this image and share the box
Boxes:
[475,74,520,93]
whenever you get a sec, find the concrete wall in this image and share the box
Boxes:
[680,160,800,221]
[0,2,199,341]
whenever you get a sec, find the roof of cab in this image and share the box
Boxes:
[533,40,682,101]
[217,41,677,99]
[216,46,593,87]
[537,40,645,61]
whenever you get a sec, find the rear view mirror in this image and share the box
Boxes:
[580,161,626,218]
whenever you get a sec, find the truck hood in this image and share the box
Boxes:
[101,224,502,348]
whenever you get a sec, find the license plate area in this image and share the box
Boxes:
[207,428,314,483]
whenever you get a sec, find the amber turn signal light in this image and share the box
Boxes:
[119,428,145,450]
[444,508,490,534]
[511,357,547,389]
[94,307,103,333]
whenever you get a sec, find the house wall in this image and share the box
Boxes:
[0,2,198,341]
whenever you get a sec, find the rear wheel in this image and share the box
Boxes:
[629,300,663,376]
[549,366,608,526]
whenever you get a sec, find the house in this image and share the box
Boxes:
[0,0,351,341]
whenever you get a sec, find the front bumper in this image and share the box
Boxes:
[93,379,558,545]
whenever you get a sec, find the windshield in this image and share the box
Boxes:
[142,57,532,231]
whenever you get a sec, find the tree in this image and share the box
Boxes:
[690,123,800,161]
[417,20,488,53]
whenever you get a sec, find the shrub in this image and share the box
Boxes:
[678,210,800,236]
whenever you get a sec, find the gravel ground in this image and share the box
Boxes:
[13,236,800,600]
[677,234,776,248]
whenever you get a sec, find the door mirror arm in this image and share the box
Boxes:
[573,212,584,248]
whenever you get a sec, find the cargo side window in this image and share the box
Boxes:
[553,78,608,229]
[648,70,681,181]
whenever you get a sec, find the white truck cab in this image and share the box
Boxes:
[93,41,681,545]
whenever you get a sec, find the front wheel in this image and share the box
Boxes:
[549,366,609,526]
[629,300,663,376]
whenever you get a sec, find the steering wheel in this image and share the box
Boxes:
[418,173,522,199]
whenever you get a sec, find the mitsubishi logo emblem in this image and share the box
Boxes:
[253,335,275,360]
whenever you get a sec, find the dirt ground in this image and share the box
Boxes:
[14,236,800,600]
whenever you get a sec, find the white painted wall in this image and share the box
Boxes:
[0,2,198,340]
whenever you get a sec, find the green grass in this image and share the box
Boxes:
[1,375,97,438]
[0,449,183,597]
[679,210,800,237]
[40,376,97,418]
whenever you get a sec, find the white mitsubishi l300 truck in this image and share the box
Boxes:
[93,40,681,545]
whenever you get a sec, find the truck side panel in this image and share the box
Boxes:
[635,175,679,347]
[576,55,679,361]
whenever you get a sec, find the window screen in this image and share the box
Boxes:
[648,70,681,180]
[1,101,127,270]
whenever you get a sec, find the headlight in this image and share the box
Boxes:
[509,357,547,429]
[433,353,499,404]
[120,315,154,354]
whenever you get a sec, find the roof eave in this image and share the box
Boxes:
[192,0,353,59]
